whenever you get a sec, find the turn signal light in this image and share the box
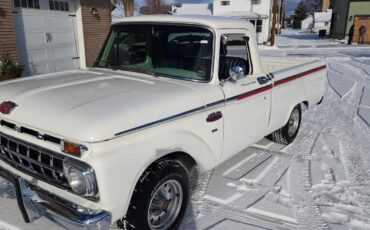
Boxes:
[60,140,88,156]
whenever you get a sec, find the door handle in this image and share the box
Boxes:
[257,76,270,85]
[207,111,223,122]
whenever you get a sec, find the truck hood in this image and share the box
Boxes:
[0,70,205,142]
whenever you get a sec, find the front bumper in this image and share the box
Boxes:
[0,166,112,230]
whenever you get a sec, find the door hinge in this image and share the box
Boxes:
[72,57,80,60]
[12,11,18,14]
[69,14,76,17]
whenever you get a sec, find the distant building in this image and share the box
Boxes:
[330,0,370,43]
[312,9,332,33]
[171,0,276,44]
[301,16,314,30]
[172,3,213,15]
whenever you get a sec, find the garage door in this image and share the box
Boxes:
[354,16,370,44]
[12,0,79,76]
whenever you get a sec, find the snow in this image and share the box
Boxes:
[1,28,370,230]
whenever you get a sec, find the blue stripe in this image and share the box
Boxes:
[115,84,276,137]
[115,105,205,136]
[114,99,226,136]
[205,99,225,108]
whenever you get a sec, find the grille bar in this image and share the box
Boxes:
[0,132,70,190]
[0,119,61,145]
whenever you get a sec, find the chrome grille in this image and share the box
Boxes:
[0,132,70,189]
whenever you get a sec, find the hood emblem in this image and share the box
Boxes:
[0,101,18,115]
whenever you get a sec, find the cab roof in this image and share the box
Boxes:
[112,15,254,31]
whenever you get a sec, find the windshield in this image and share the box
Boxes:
[95,24,214,82]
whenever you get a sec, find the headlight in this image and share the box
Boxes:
[67,167,87,195]
[64,160,98,199]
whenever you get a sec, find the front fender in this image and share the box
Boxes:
[87,127,218,222]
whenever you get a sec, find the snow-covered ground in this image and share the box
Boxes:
[1,29,370,230]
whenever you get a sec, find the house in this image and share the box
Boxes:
[171,0,275,44]
[0,0,112,76]
[330,0,370,43]
[172,3,213,16]
[312,9,332,33]
[301,15,314,30]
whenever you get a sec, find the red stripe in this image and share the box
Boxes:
[236,84,273,101]
[274,65,326,87]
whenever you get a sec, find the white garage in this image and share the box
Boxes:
[12,0,80,76]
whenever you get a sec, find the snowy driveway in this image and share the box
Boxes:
[179,48,370,230]
[1,31,370,230]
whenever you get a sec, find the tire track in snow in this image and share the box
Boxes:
[286,120,328,230]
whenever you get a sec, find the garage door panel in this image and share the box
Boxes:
[13,0,79,76]
[46,46,76,60]
[54,60,77,72]
[31,64,49,75]
[15,32,46,50]
[51,32,76,44]
[20,14,45,30]
[50,16,74,30]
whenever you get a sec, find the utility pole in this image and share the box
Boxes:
[280,0,286,29]
[270,0,278,46]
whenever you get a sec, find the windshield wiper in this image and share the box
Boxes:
[94,61,155,76]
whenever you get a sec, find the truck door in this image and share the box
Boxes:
[219,33,272,161]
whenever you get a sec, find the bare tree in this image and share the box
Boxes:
[140,0,182,15]
[111,0,135,17]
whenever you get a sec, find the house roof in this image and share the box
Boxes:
[171,3,213,16]
[170,3,267,20]
[314,10,332,22]
[217,11,268,19]
[112,15,254,30]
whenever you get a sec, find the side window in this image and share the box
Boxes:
[49,0,70,12]
[14,0,40,9]
[219,34,252,81]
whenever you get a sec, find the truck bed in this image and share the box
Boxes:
[260,56,319,73]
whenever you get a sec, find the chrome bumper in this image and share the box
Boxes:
[0,166,112,230]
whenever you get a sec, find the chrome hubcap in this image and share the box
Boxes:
[287,108,300,137]
[148,180,183,230]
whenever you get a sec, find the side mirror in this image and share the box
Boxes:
[229,66,245,81]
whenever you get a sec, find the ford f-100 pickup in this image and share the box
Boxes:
[0,15,327,230]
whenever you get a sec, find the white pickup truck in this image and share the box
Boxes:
[0,15,326,230]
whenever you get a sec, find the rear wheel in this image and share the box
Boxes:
[117,159,189,230]
[270,105,301,145]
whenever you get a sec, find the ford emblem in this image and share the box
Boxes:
[0,101,18,115]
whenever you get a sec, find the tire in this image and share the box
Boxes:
[117,159,189,230]
[270,105,301,145]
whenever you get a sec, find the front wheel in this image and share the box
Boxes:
[118,159,189,230]
[270,105,301,145]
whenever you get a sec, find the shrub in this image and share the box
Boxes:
[0,51,24,79]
